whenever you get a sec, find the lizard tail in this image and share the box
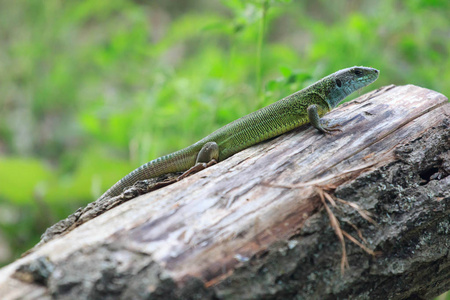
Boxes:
[98,147,197,200]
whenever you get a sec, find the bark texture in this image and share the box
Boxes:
[0,85,449,300]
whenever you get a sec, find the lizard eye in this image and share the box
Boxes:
[336,79,342,87]
[354,69,363,76]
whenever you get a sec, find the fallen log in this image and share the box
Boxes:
[0,85,449,300]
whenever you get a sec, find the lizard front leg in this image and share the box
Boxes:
[177,142,219,180]
[307,104,342,134]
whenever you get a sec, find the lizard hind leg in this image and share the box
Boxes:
[177,142,219,180]
[195,141,219,163]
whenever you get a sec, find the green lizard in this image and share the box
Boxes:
[99,66,379,200]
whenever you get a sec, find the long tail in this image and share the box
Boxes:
[98,147,197,200]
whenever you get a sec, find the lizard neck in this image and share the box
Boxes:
[325,88,350,109]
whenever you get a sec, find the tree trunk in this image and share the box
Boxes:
[0,85,449,300]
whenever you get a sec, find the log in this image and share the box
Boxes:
[0,85,449,300]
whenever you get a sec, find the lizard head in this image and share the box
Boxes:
[325,66,379,108]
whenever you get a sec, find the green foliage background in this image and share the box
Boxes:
[0,0,448,287]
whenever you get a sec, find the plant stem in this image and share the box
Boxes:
[256,0,268,102]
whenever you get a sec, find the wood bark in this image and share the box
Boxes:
[0,85,449,300]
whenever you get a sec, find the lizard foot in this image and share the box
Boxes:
[319,119,343,134]
[177,159,217,181]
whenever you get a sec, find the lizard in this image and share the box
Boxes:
[98,66,379,200]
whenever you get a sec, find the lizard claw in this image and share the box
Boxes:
[177,159,217,181]
[321,124,343,134]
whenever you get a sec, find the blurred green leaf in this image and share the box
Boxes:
[279,65,292,78]
[0,158,52,204]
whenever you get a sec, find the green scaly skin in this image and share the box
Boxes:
[99,66,379,200]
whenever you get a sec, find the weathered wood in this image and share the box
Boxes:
[0,85,449,300]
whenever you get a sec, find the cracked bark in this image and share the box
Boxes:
[0,85,449,300]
